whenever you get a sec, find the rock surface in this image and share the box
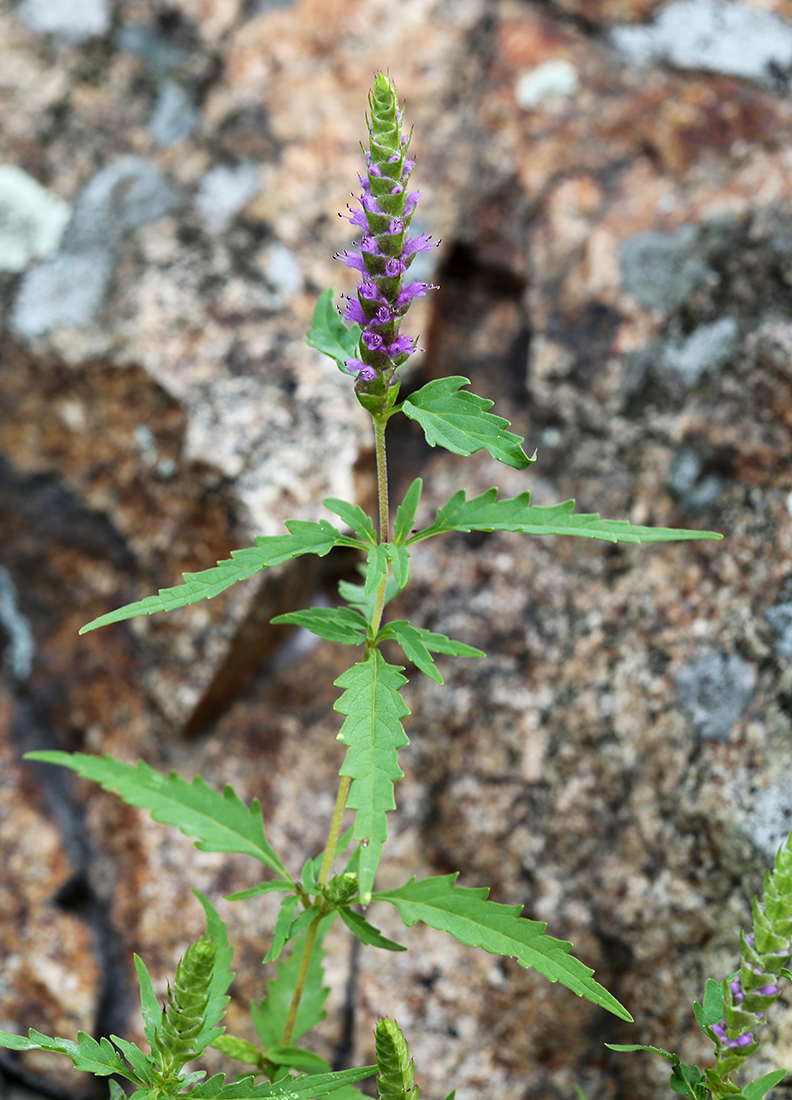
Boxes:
[2,1,792,1099]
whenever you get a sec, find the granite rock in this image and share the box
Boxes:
[3,1,792,1099]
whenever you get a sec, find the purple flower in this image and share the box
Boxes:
[344,358,377,381]
[334,73,439,389]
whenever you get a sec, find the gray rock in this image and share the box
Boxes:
[0,567,35,682]
[611,0,792,90]
[766,603,792,658]
[148,81,200,148]
[11,250,115,338]
[658,316,739,392]
[195,163,260,234]
[260,242,303,299]
[115,25,189,75]
[62,156,181,254]
[17,0,111,41]
[676,649,756,740]
[743,781,792,862]
[666,447,723,513]
[620,224,712,312]
[0,165,71,273]
[515,60,580,109]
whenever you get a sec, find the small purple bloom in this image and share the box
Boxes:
[344,358,377,381]
[362,332,384,351]
[404,191,420,213]
[338,250,368,273]
[395,281,432,309]
[342,297,367,325]
[403,234,436,258]
[387,335,415,356]
[385,259,405,278]
[359,280,382,301]
[375,305,391,324]
[757,984,779,996]
[389,218,404,235]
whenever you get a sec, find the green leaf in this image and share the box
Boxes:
[324,500,377,545]
[339,577,401,625]
[408,488,723,545]
[108,1034,156,1085]
[393,479,422,544]
[211,1034,266,1067]
[225,879,294,901]
[365,544,390,597]
[193,891,236,1052]
[378,621,442,684]
[693,977,725,1029]
[606,1044,676,1060]
[305,288,362,373]
[0,1030,138,1081]
[373,875,633,1021]
[271,607,369,647]
[252,920,333,1048]
[335,652,410,904]
[24,752,289,879]
[266,1046,328,1070]
[378,622,484,684]
[669,1061,708,1099]
[79,520,354,633]
[339,908,406,951]
[383,544,410,590]
[743,1070,789,1099]
[133,954,162,1055]
[263,896,300,964]
[189,1066,375,1100]
[401,378,533,470]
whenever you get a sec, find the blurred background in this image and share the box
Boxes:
[2,0,792,1097]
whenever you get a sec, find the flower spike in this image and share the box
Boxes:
[336,73,439,406]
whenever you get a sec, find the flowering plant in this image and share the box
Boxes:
[1,72,785,1100]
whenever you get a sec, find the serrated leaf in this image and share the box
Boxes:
[189,1066,375,1100]
[108,1034,156,1085]
[339,908,406,952]
[408,488,723,545]
[669,1061,708,1100]
[373,875,633,1021]
[0,1030,138,1081]
[378,621,443,683]
[693,977,725,1028]
[378,622,484,683]
[305,288,362,373]
[271,607,369,646]
[193,891,235,1052]
[79,520,354,633]
[252,919,334,1048]
[401,377,533,470]
[109,1080,129,1100]
[225,879,294,901]
[383,544,410,590]
[365,545,390,597]
[335,652,410,903]
[266,1046,328,1070]
[743,1070,789,1099]
[393,479,422,544]
[25,752,289,879]
[324,500,377,545]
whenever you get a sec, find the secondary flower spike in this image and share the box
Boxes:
[337,73,438,396]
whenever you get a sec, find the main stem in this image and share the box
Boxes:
[280,413,390,1050]
[371,412,390,636]
[281,774,351,1048]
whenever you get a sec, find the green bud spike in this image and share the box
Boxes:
[325,872,359,907]
[375,1019,418,1100]
[157,937,216,1075]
